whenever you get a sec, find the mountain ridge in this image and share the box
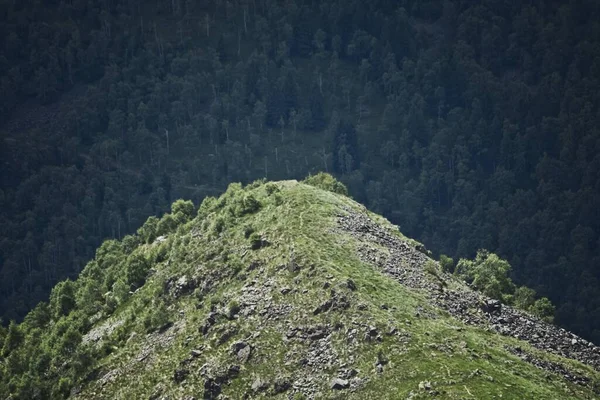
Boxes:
[1,176,599,399]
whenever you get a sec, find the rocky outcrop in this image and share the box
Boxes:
[338,210,600,385]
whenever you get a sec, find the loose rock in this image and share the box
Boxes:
[330,378,350,390]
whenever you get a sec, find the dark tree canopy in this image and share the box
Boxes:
[1,0,600,346]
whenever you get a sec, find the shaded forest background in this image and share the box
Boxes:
[1,0,599,343]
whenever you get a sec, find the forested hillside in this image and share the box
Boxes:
[1,0,600,343]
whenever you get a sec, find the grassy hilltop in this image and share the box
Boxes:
[1,175,599,399]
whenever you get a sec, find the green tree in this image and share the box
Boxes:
[125,253,150,288]
[156,214,178,236]
[455,251,515,302]
[531,297,556,323]
[439,255,454,273]
[49,280,77,319]
[1,321,23,357]
[137,216,160,244]
[171,199,195,223]
[514,286,537,311]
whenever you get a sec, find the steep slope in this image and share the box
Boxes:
[1,177,599,399]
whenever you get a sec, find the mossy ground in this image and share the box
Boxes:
[64,181,600,399]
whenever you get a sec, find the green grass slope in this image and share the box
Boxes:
[1,176,599,399]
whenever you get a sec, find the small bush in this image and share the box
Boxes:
[223,182,243,200]
[1,321,23,357]
[249,232,263,249]
[227,300,240,319]
[246,178,266,190]
[455,250,515,302]
[137,216,159,244]
[112,279,130,305]
[125,253,150,289]
[513,286,536,310]
[156,213,177,236]
[243,224,255,238]
[530,297,555,323]
[211,216,226,236]
[273,193,284,206]
[303,172,348,196]
[235,194,261,216]
[54,377,73,399]
[171,199,195,223]
[121,234,140,254]
[143,301,170,333]
[424,260,440,277]
[150,240,170,264]
[49,280,77,319]
[439,255,454,273]
[198,196,218,218]
[264,182,280,195]
[104,294,118,313]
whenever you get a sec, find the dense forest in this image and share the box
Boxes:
[1,0,600,343]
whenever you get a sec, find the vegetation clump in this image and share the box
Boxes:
[455,250,555,322]
[303,172,349,196]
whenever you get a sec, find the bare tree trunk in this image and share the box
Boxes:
[319,72,323,95]
[264,156,268,178]
[165,129,170,155]
[154,23,164,60]
[320,148,329,172]
[211,84,217,102]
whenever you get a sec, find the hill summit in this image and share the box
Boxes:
[1,175,599,399]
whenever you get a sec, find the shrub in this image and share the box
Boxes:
[243,224,255,238]
[112,279,130,305]
[303,172,348,196]
[143,301,170,333]
[137,216,159,244]
[23,303,51,330]
[125,253,150,288]
[76,278,103,315]
[424,260,440,277]
[455,250,515,302]
[156,213,177,236]
[513,286,536,310]
[530,297,555,323]
[121,234,140,254]
[227,300,240,319]
[249,232,262,249]
[236,194,261,216]
[223,182,243,200]
[246,178,266,190]
[54,377,73,399]
[58,326,82,356]
[171,199,195,223]
[104,294,118,313]
[211,215,226,236]
[439,255,454,273]
[264,182,280,195]
[1,321,23,357]
[95,239,124,269]
[49,280,77,319]
[150,240,170,263]
[273,193,284,205]
[198,196,218,218]
[80,260,103,282]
